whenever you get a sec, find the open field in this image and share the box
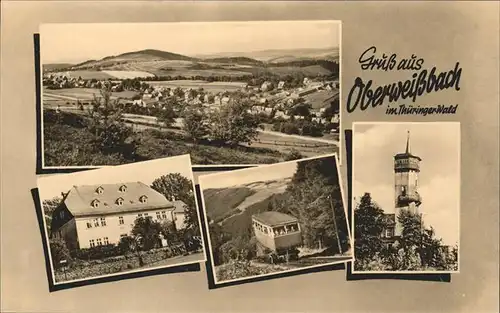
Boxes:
[303,89,340,109]
[238,64,333,77]
[44,88,139,101]
[249,130,338,157]
[101,70,155,79]
[61,70,115,80]
[146,80,247,92]
[104,60,251,77]
[50,62,336,80]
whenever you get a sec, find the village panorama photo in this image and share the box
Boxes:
[198,154,352,286]
[36,154,205,286]
[39,21,342,169]
[352,122,460,273]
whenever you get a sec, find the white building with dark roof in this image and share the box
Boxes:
[50,182,186,250]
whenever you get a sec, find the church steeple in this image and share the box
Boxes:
[405,130,411,154]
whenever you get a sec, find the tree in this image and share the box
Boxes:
[150,173,200,235]
[321,98,339,119]
[157,102,176,129]
[86,88,136,159]
[272,157,350,253]
[159,220,180,244]
[208,97,262,147]
[209,221,231,266]
[43,196,62,233]
[131,217,163,251]
[43,196,62,216]
[354,193,387,263]
[290,102,312,117]
[50,238,72,269]
[397,210,452,270]
[182,105,209,142]
[284,149,304,161]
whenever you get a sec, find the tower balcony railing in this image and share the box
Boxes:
[397,192,422,205]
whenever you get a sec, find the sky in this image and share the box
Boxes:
[40,21,341,64]
[199,159,300,189]
[37,155,194,201]
[352,122,460,246]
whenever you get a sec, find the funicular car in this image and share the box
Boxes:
[251,211,302,263]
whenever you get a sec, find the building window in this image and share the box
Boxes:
[120,234,127,239]
[89,239,95,247]
[138,213,143,218]
[100,217,106,226]
[139,195,148,203]
[95,186,104,194]
[161,211,167,219]
[116,198,124,206]
[93,218,100,227]
[86,221,92,229]
[156,212,161,220]
[59,211,65,219]
[119,216,124,225]
[119,185,127,193]
[104,237,109,245]
[144,213,149,217]
[91,199,100,208]
[96,238,103,246]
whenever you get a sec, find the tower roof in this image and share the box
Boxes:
[394,130,421,161]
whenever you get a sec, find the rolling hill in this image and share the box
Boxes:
[44,47,340,79]
[203,178,292,232]
[43,63,75,72]
[69,49,196,70]
[196,47,340,63]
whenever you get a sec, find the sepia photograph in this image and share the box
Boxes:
[199,154,352,285]
[39,21,341,169]
[352,122,460,273]
[36,154,205,286]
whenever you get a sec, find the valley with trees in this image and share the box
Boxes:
[202,156,351,283]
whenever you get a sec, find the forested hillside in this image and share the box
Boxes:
[207,156,350,267]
